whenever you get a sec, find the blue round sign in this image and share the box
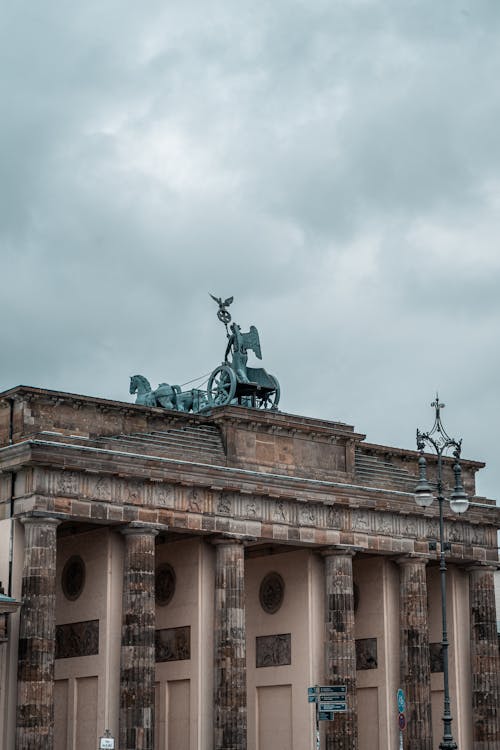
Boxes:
[397,689,406,713]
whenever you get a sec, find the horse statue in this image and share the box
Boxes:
[129,375,176,409]
[129,375,207,413]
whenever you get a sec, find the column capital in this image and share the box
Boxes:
[395,554,430,566]
[466,561,499,574]
[18,513,62,528]
[210,534,254,546]
[119,522,161,537]
[321,546,356,558]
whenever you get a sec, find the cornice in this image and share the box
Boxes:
[1,437,499,527]
[359,441,485,471]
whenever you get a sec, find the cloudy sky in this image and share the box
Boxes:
[1,1,500,501]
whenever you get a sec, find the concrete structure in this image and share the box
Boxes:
[0,385,499,750]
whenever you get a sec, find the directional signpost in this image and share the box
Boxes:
[308,685,347,750]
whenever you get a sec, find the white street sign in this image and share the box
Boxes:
[99,738,115,749]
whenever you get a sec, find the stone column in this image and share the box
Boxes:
[16,515,60,750]
[119,524,158,750]
[323,548,358,750]
[213,538,247,750]
[397,555,432,750]
[468,564,500,750]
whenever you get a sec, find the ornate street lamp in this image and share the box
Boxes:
[415,395,469,750]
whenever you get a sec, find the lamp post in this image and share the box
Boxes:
[414,395,469,750]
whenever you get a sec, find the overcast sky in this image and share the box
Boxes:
[1,1,500,502]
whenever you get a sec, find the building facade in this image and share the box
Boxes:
[0,385,499,750]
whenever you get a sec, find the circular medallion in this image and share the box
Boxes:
[155,563,176,606]
[259,572,285,614]
[62,555,86,601]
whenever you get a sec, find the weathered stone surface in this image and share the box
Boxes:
[1,385,499,750]
[16,516,60,750]
[119,525,158,750]
[398,556,432,750]
[355,638,377,670]
[155,626,190,662]
[323,549,358,750]
[429,642,444,673]
[55,619,99,659]
[469,565,500,750]
[256,633,291,667]
[213,539,247,750]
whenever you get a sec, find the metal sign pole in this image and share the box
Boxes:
[308,683,347,750]
[315,699,320,750]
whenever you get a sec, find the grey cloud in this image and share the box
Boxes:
[1,0,500,500]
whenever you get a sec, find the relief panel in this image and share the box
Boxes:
[355,638,377,670]
[256,633,291,668]
[55,620,99,659]
[429,643,444,673]
[155,626,191,662]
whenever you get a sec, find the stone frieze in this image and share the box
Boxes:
[24,468,490,551]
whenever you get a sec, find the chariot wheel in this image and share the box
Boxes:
[207,365,237,406]
[256,376,280,410]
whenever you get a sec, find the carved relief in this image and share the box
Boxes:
[355,638,377,670]
[155,563,176,606]
[246,501,258,517]
[425,519,439,539]
[447,523,461,542]
[126,481,142,504]
[155,484,175,507]
[61,556,86,601]
[187,488,202,512]
[273,501,287,522]
[352,510,370,531]
[155,626,191,662]
[55,620,99,659]
[376,514,393,534]
[470,526,485,545]
[402,517,418,536]
[259,572,285,614]
[216,492,232,514]
[58,471,79,496]
[256,633,291,667]
[430,643,444,673]
[327,507,344,529]
[300,506,316,525]
[94,476,112,501]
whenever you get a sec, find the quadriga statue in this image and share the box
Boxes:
[129,375,206,413]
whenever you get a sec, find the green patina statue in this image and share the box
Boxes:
[129,295,280,412]
[129,376,207,412]
[224,322,261,383]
